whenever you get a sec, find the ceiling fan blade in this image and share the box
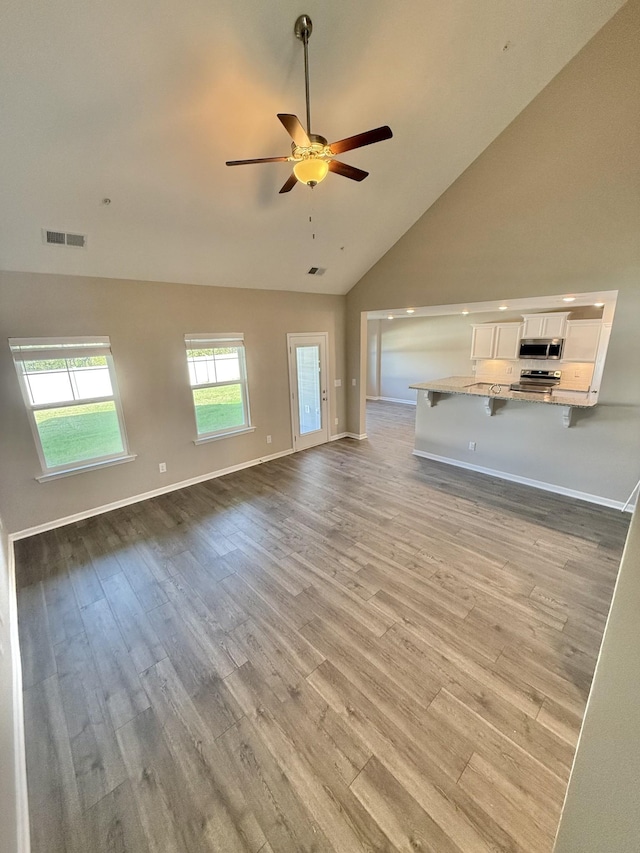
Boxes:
[279,173,298,194]
[226,156,290,166]
[328,160,369,182]
[277,114,311,148]
[329,125,393,155]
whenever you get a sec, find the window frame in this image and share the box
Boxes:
[9,336,134,480]
[184,333,254,443]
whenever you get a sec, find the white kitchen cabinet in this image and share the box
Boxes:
[522,312,570,339]
[494,323,522,359]
[563,320,601,362]
[470,325,496,359]
[471,323,521,359]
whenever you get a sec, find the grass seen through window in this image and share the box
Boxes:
[193,384,245,435]
[35,401,124,468]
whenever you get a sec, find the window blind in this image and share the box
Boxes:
[9,337,112,361]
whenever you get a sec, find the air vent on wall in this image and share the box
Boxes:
[307,266,326,276]
[42,229,87,248]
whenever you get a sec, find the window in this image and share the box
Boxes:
[9,337,133,478]
[185,333,252,441]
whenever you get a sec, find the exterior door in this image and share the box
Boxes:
[287,333,329,451]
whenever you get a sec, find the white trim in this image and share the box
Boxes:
[35,453,137,482]
[330,432,349,441]
[345,433,368,440]
[194,426,256,445]
[11,448,295,540]
[6,539,30,852]
[31,394,114,412]
[378,396,417,406]
[366,396,380,401]
[412,449,636,512]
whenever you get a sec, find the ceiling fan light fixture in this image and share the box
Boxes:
[293,157,329,186]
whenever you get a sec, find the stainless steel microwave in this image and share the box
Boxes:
[518,338,564,359]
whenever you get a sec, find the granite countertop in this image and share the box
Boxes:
[409,376,597,408]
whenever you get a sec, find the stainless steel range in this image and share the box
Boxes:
[510,369,561,394]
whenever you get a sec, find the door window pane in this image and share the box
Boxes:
[296,345,321,435]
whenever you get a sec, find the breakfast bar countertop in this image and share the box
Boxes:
[409,376,598,408]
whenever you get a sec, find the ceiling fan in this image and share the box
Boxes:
[225,14,393,193]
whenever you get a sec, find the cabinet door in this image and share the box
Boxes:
[542,314,568,338]
[563,321,601,361]
[470,325,496,359]
[522,316,545,338]
[494,324,522,359]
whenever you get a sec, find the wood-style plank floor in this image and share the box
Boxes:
[15,401,630,853]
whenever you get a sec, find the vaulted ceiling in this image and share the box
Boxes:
[0,0,626,294]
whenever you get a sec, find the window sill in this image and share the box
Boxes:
[36,453,137,482]
[194,426,256,445]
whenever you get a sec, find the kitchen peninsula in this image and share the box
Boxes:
[410,375,597,427]
[409,376,597,426]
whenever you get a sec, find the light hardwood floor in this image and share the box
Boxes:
[15,401,630,853]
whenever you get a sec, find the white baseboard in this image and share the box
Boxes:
[6,541,30,852]
[11,448,294,540]
[330,432,349,441]
[412,449,635,512]
[378,396,417,406]
[365,396,380,401]
[345,433,368,440]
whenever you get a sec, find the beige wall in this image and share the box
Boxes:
[554,504,640,852]
[0,272,346,533]
[346,0,640,502]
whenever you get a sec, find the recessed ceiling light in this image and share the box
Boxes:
[594,302,605,307]
[387,314,394,320]
[461,310,470,315]
[406,308,415,314]
[498,305,508,311]
[563,296,576,302]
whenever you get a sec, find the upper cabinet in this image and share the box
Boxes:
[470,324,496,359]
[522,312,570,339]
[563,320,602,362]
[471,323,522,360]
[494,323,522,359]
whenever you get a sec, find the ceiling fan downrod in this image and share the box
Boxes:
[295,15,313,136]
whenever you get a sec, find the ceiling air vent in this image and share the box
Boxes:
[307,267,326,276]
[43,229,88,248]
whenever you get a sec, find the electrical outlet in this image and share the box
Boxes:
[468,441,476,451]
[334,418,339,426]
[334,379,342,387]
[352,378,357,386]
[266,435,272,444]
[159,462,167,473]
[506,366,513,374]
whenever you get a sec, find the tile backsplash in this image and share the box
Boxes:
[475,359,594,391]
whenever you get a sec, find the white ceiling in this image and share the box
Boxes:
[0,0,625,295]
